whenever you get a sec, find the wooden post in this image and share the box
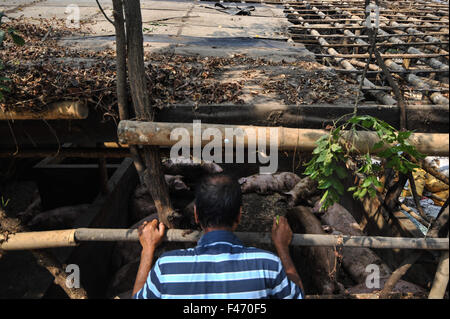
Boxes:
[112,0,129,121]
[111,0,146,185]
[122,0,177,228]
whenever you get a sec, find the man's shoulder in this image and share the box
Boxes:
[158,247,197,259]
[157,245,280,262]
[242,246,281,261]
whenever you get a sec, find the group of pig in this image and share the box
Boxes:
[17,156,427,298]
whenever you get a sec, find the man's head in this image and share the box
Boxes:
[194,174,242,230]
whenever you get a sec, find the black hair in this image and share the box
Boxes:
[194,173,242,228]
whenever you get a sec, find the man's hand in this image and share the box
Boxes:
[133,219,165,297]
[271,215,293,251]
[138,219,165,253]
[271,215,305,293]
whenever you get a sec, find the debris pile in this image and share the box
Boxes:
[1,19,360,115]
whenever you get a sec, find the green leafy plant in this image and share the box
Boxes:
[0,11,25,101]
[304,115,424,211]
[1,195,10,209]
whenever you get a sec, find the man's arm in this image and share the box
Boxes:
[271,216,305,293]
[132,219,165,297]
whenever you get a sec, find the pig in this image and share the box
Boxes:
[238,172,302,194]
[284,177,318,207]
[27,204,90,230]
[161,157,223,182]
[129,175,189,224]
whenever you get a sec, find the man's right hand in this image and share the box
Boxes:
[271,215,293,251]
[137,219,165,253]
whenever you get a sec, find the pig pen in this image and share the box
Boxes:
[103,157,431,299]
[0,153,440,299]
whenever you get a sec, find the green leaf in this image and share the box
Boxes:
[330,143,342,153]
[319,189,329,204]
[358,187,368,199]
[361,177,373,188]
[318,179,332,190]
[304,164,316,175]
[8,29,25,46]
[334,165,347,179]
[330,178,345,195]
[332,126,342,139]
[316,152,328,163]
[372,178,383,188]
[310,171,319,180]
[324,152,333,165]
[398,131,412,141]
[322,164,333,177]
[362,118,374,129]
[312,146,322,154]
[368,187,377,198]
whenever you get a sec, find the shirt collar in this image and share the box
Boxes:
[197,230,243,247]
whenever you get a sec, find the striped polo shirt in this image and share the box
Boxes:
[133,230,303,299]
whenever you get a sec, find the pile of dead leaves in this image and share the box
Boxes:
[261,70,359,105]
[1,18,360,115]
[0,19,248,114]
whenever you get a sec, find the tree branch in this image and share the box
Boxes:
[96,0,114,26]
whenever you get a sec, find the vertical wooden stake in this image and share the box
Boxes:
[428,249,449,299]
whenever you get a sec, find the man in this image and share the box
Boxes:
[132,174,304,299]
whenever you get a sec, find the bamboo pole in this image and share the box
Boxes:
[332,7,449,105]
[315,53,449,59]
[315,42,450,48]
[0,101,88,120]
[286,5,396,105]
[117,120,450,156]
[428,250,449,299]
[0,228,448,251]
[289,32,448,38]
[290,25,449,30]
[0,229,78,250]
[336,7,449,71]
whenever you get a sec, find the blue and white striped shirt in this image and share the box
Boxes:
[133,230,303,299]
